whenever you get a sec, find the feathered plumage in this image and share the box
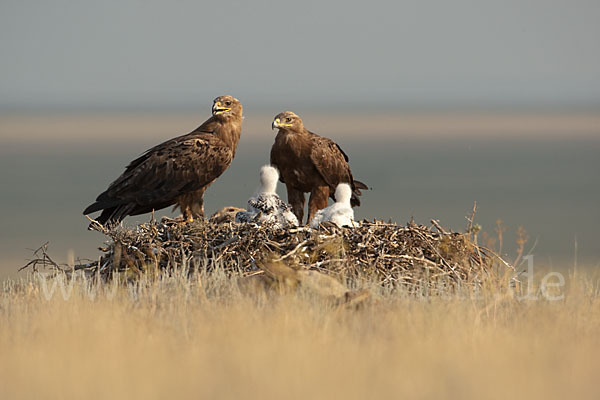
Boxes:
[270,111,367,224]
[310,184,357,229]
[235,165,298,228]
[83,95,243,225]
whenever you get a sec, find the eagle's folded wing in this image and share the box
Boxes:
[308,136,353,189]
[84,134,232,214]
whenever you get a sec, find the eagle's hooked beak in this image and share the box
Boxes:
[272,118,292,129]
[212,101,231,115]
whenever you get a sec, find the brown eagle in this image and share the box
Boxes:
[83,95,243,225]
[270,111,367,224]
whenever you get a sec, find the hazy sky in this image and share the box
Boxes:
[1,0,600,110]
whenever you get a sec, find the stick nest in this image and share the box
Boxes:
[27,217,509,291]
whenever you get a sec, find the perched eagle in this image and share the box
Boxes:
[83,95,243,225]
[235,165,299,228]
[270,111,367,224]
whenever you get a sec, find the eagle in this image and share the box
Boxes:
[270,111,367,224]
[83,95,243,225]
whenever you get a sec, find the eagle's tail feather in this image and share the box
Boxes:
[83,197,124,215]
[353,180,368,191]
[349,180,368,208]
[83,202,103,215]
[86,203,133,229]
[94,207,118,225]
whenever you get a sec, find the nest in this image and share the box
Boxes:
[24,215,511,291]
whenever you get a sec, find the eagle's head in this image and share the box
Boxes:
[272,111,304,132]
[212,95,242,118]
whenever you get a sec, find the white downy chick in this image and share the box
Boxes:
[310,183,357,229]
[236,165,298,228]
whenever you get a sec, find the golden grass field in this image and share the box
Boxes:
[2,266,599,400]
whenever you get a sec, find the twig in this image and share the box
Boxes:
[466,201,477,234]
[272,239,310,261]
[430,219,448,235]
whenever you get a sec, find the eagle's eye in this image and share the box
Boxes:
[286,117,292,122]
[225,100,232,106]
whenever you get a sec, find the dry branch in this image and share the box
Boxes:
[23,217,511,292]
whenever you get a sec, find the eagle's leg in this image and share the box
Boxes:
[179,187,206,223]
[287,187,305,224]
[190,192,206,221]
[307,186,330,225]
[180,206,195,223]
[174,186,210,224]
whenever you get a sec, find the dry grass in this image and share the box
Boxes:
[2,265,600,400]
